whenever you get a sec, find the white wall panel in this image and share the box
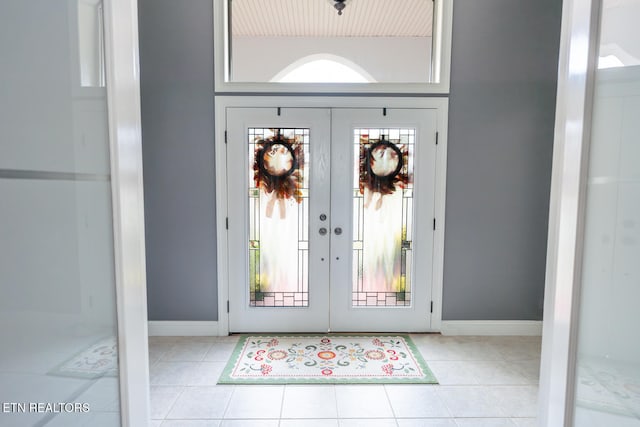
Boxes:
[232,36,432,83]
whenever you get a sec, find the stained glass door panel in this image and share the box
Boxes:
[248,128,310,307]
[352,128,415,307]
[227,108,331,332]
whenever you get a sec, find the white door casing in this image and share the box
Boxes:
[223,103,444,333]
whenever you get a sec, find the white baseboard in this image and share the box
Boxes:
[148,320,542,336]
[148,321,221,336]
[440,320,543,336]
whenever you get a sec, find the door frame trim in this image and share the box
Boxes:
[103,0,151,424]
[538,0,602,424]
[214,96,449,335]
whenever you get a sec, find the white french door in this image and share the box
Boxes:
[226,107,437,332]
[227,108,331,332]
[329,109,437,331]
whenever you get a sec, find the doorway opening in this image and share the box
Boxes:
[223,104,442,333]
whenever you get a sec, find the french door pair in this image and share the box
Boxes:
[226,107,437,332]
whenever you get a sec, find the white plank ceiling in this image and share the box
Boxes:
[231,0,433,37]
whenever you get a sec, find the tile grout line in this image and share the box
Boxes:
[160,385,187,421]
[159,341,214,363]
[200,342,215,363]
[279,384,286,422]
[332,384,339,422]
[220,384,237,419]
[382,384,400,426]
[434,386,461,421]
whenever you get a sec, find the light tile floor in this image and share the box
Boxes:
[148,335,541,427]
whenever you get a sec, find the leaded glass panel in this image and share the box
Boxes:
[352,128,415,307]
[248,128,310,307]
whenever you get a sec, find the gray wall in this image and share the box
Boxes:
[138,0,561,321]
[443,0,562,320]
[138,0,217,320]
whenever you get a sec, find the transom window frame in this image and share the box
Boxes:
[213,0,454,94]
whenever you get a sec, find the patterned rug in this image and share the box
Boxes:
[48,336,118,379]
[218,335,437,384]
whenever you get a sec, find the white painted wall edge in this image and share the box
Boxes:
[441,320,543,336]
[148,321,221,336]
[104,0,150,424]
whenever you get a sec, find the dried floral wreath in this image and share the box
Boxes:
[359,136,410,209]
[253,132,304,218]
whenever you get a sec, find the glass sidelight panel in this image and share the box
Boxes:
[571,0,640,425]
[352,128,415,307]
[248,128,310,307]
[0,0,120,425]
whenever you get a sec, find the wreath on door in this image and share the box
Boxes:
[359,135,410,208]
[253,132,304,217]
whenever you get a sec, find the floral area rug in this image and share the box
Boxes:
[48,336,118,379]
[218,335,437,384]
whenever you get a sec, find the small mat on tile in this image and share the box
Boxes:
[218,334,437,384]
[576,358,640,417]
[48,336,118,379]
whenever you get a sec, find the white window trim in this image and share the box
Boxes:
[212,0,453,94]
[214,96,449,336]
